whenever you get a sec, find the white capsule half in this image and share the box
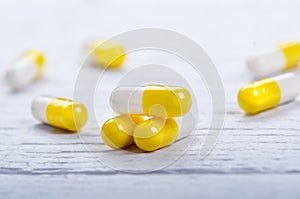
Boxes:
[273,72,300,104]
[175,111,196,140]
[247,42,300,78]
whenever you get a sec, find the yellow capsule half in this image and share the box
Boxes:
[90,40,126,68]
[143,85,192,117]
[32,96,88,131]
[238,78,281,114]
[110,85,192,117]
[101,115,146,149]
[22,49,45,70]
[278,42,300,70]
[133,117,178,152]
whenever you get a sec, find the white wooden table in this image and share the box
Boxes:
[1,0,300,198]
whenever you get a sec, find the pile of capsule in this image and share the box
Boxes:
[238,42,300,114]
[5,40,195,152]
[101,85,193,152]
[5,40,125,132]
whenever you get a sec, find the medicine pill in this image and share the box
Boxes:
[248,42,300,78]
[5,50,45,90]
[238,73,300,114]
[101,115,146,149]
[32,96,88,131]
[134,113,195,152]
[87,40,126,68]
[110,85,192,117]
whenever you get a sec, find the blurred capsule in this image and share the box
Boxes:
[5,50,45,90]
[248,42,300,78]
[86,39,126,68]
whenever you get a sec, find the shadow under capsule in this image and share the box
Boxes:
[32,123,78,134]
[123,145,145,153]
[241,99,300,118]
[2,74,48,95]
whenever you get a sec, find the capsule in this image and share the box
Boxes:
[101,115,147,149]
[86,39,126,68]
[134,113,195,152]
[238,73,300,114]
[31,96,88,131]
[248,42,300,78]
[110,85,192,117]
[5,50,45,90]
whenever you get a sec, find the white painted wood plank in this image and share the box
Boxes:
[1,174,300,199]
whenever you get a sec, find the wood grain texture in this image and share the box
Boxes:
[1,0,300,198]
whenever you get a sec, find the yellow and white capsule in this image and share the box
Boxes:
[110,85,192,117]
[248,42,300,78]
[101,115,147,149]
[86,39,126,68]
[31,96,88,131]
[134,113,195,152]
[5,50,45,90]
[238,73,300,114]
